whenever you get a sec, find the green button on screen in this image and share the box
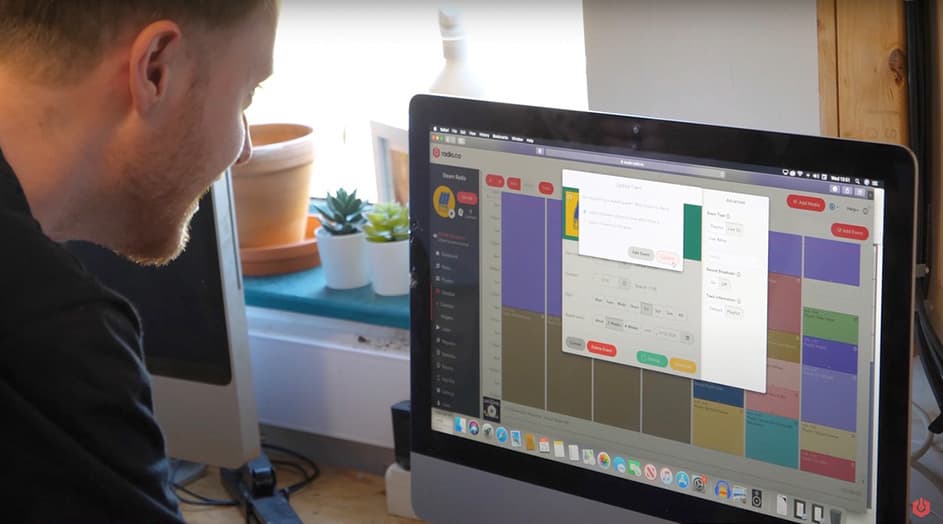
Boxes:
[637,351,668,367]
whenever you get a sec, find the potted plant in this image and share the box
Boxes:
[314,189,370,289]
[364,202,410,296]
[231,123,315,248]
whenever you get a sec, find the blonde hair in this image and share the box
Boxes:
[0,0,278,83]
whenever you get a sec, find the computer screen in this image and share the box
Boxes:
[66,174,259,468]
[410,96,916,523]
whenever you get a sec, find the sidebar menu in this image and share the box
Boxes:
[430,162,481,417]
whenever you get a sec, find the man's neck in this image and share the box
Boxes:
[0,69,110,241]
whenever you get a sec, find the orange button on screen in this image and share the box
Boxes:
[670,358,697,374]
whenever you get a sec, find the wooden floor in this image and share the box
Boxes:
[181,465,420,524]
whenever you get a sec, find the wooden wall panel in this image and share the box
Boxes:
[818,0,839,137]
[834,0,909,145]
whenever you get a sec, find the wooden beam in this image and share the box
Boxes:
[834,0,908,145]
[818,0,839,137]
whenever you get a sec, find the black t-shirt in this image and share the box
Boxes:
[0,150,185,523]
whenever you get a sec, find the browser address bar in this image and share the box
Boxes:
[542,147,727,179]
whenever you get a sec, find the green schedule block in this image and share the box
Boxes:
[803,307,858,345]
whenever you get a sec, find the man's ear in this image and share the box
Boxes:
[128,21,184,117]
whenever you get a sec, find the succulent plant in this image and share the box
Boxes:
[314,188,367,235]
[364,202,409,243]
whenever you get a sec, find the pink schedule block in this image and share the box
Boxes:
[768,273,801,334]
[747,359,800,419]
[746,385,800,420]
[800,449,855,482]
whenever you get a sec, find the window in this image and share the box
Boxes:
[246,1,588,202]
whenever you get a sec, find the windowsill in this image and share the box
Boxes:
[243,265,409,329]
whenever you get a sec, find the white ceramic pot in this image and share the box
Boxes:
[366,239,409,296]
[315,228,370,290]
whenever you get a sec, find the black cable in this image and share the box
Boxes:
[906,0,943,434]
[262,443,321,497]
[173,444,320,507]
[906,0,932,275]
[170,461,240,507]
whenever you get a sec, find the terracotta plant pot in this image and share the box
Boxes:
[232,123,315,248]
[239,216,322,276]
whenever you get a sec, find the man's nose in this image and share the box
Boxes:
[235,114,253,166]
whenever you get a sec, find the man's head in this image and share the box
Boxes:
[0,1,278,265]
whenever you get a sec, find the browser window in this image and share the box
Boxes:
[427,127,884,523]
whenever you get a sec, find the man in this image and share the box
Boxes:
[0,1,278,521]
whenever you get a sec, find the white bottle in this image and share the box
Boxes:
[429,8,486,98]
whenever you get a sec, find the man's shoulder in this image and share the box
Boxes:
[0,200,134,333]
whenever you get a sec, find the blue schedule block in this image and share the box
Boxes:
[746,410,799,469]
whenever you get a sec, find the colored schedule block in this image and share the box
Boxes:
[768,273,801,334]
[641,371,691,444]
[801,366,856,432]
[547,199,562,317]
[746,410,799,468]
[683,204,702,261]
[800,449,855,482]
[803,336,857,375]
[768,330,801,363]
[694,381,743,407]
[502,193,546,314]
[801,422,857,462]
[769,231,802,277]
[746,359,800,419]
[563,187,579,241]
[804,236,860,286]
[693,398,745,456]
[803,308,859,346]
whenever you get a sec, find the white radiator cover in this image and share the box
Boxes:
[246,306,410,449]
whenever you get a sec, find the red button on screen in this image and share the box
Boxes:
[539,182,554,195]
[507,177,522,190]
[787,194,826,212]
[831,223,869,241]
[587,341,617,357]
[457,191,478,205]
[485,174,505,188]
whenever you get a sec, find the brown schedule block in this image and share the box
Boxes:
[502,307,547,410]
[641,370,692,444]
[547,317,592,419]
[593,360,642,431]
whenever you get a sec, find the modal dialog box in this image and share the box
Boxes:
[563,170,701,272]
[560,169,770,393]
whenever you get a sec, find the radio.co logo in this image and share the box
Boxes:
[433,147,441,158]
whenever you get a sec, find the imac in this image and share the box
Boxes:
[66,171,260,469]
[409,95,916,523]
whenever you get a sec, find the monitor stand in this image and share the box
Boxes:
[170,459,207,486]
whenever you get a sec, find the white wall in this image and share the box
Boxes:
[582,0,820,135]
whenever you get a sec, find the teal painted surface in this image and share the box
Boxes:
[745,410,799,468]
[244,265,410,329]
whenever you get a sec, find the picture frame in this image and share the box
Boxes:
[371,121,409,205]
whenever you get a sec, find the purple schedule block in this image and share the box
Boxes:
[803,336,858,375]
[502,193,546,314]
[804,236,860,287]
[801,365,857,433]
[769,232,802,277]
[547,199,562,318]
